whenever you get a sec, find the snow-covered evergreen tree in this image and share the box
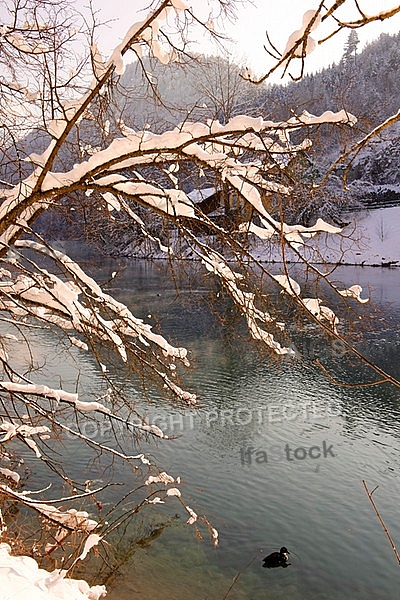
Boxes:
[342,30,360,65]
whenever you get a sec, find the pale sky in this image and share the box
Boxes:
[91,0,400,82]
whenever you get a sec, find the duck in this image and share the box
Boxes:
[262,547,290,568]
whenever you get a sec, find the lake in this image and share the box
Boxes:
[5,252,400,599]
[104,261,400,600]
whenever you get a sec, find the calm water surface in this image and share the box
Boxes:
[9,253,400,600]
[102,260,400,600]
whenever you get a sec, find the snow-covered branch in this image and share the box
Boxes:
[253,2,400,83]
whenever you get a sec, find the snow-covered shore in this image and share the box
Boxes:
[337,205,400,266]
[115,205,400,267]
[0,543,106,600]
[249,205,400,267]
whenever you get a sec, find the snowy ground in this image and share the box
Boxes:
[250,205,400,267]
[339,205,400,266]
[117,205,400,267]
[0,543,106,600]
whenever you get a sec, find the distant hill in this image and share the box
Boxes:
[117,33,400,207]
[118,31,400,135]
[263,31,400,130]
[259,31,400,214]
[4,31,400,244]
[117,54,265,130]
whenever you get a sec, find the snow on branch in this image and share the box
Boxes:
[200,249,294,356]
[0,377,168,440]
[108,0,193,72]
[239,215,342,249]
[271,273,369,335]
[337,285,369,304]
[0,383,109,414]
[272,272,339,330]
[253,2,400,83]
[0,108,355,250]
[0,0,200,227]
[197,237,366,350]
[0,241,199,407]
[8,240,190,366]
[0,484,98,532]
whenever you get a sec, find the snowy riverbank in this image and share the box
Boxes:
[0,543,106,600]
[249,205,400,267]
[112,205,400,267]
[338,205,400,266]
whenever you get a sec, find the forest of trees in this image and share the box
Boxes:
[32,28,400,245]
[266,30,400,128]
[89,29,399,250]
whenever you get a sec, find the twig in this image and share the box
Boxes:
[362,480,400,566]
[221,550,261,600]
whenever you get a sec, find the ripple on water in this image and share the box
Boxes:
[12,258,400,600]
